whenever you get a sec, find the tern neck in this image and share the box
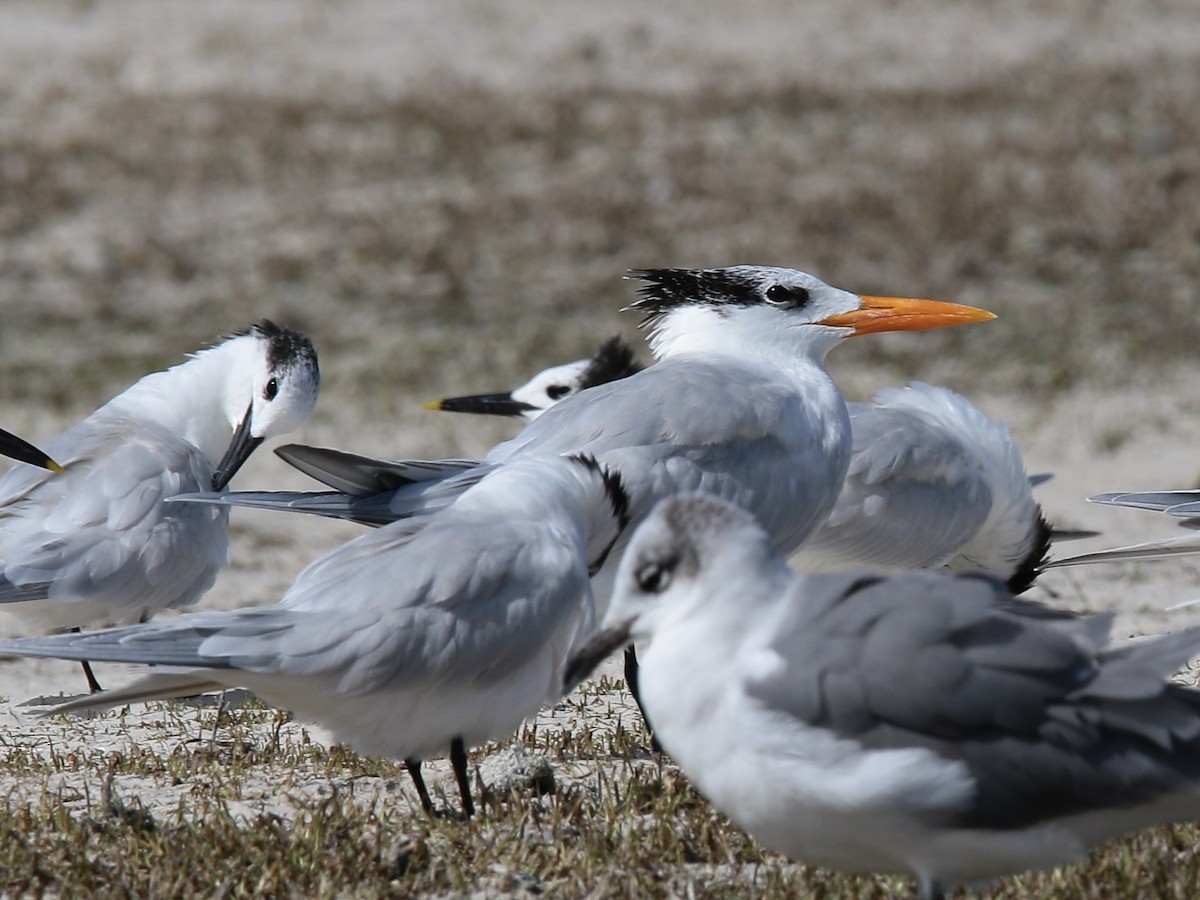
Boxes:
[102,337,257,464]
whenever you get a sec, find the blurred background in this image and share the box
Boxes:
[1,0,1199,613]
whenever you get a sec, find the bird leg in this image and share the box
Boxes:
[405,758,434,813]
[68,628,103,693]
[623,644,662,753]
[449,737,475,818]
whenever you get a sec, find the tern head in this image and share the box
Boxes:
[212,320,320,490]
[564,494,783,691]
[628,266,995,361]
[429,335,643,421]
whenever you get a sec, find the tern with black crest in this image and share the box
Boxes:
[0,321,319,690]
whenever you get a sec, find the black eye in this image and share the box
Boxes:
[547,384,571,400]
[264,378,279,401]
[765,284,809,308]
[636,561,672,594]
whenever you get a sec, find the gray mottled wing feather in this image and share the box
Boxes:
[798,406,991,569]
[747,571,1200,828]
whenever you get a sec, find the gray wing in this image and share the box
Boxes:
[173,464,495,528]
[1091,490,1200,513]
[0,512,590,697]
[748,571,1200,829]
[0,413,229,628]
[796,405,991,570]
[491,359,848,555]
[274,444,480,496]
[1045,531,1200,566]
[488,359,813,461]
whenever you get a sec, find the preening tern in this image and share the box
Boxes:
[0,454,629,817]
[566,494,1200,900]
[0,321,319,689]
[0,428,65,474]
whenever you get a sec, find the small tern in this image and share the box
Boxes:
[0,321,319,690]
[428,335,643,422]
[0,454,629,817]
[0,427,66,474]
[566,494,1200,900]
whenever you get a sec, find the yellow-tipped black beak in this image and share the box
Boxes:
[425,393,540,418]
[0,427,65,474]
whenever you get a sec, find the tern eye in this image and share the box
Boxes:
[765,284,810,308]
[547,384,571,400]
[264,378,279,401]
[635,561,672,594]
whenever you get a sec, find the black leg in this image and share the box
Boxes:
[81,660,103,694]
[68,628,103,694]
[918,877,946,900]
[624,644,661,753]
[449,737,475,818]
[405,758,434,813]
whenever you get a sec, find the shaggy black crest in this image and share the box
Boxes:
[579,336,644,391]
[227,320,319,375]
[629,268,763,325]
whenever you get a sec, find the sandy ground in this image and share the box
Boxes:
[2,0,1200,868]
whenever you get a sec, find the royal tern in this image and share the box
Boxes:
[0,454,629,817]
[428,335,643,422]
[566,493,1200,900]
[431,349,1050,591]
[0,428,65,474]
[0,321,319,690]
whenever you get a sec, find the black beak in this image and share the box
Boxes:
[426,393,539,418]
[212,407,264,490]
[563,622,632,694]
[0,428,65,474]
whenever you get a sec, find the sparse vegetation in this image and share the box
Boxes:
[4,2,1200,897]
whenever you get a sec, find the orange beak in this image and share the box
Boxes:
[819,296,996,335]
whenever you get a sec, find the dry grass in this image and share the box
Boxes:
[3,2,1200,897]
[3,692,1200,898]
